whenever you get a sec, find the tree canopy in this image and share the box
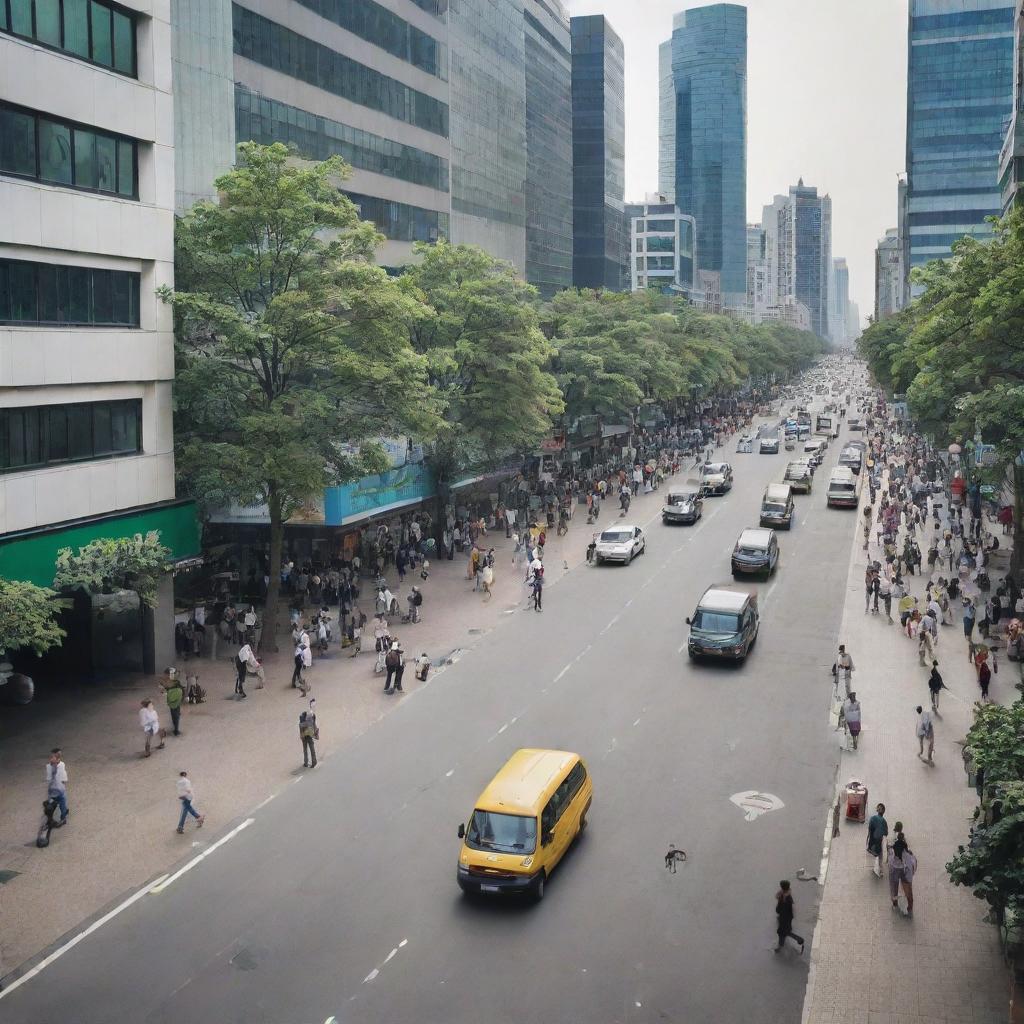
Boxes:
[0,579,67,658]
[53,532,170,607]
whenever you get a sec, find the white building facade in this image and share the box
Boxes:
[626,193,696,294]
[1,0,195,671]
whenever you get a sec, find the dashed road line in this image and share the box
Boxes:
[362,938,409,984]
[149,819,255,894]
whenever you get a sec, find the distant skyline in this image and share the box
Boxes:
[565,0,909,325]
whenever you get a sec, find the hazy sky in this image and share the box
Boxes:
[564,0,909,324]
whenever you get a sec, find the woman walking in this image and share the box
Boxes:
[887,830,917,916]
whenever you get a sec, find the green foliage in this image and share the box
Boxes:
[402,241,563,480]
[0,578,67,657]
[947,700,1024,923]
[53,532,170,607]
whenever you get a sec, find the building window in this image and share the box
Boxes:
[0,399,141,472]
[342,190,448,243]
[0,0,136,77]
[0,257,141,326]
[0,101,137,197]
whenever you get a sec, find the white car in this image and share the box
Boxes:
[594,525,646,565]
[736,435,754,453]
[700,462,734,495]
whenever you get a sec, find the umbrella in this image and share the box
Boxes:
[948,443,962,455]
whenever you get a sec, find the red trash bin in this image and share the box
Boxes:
[845,780,868,823]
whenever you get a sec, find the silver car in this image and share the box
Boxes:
[595,525,646,565]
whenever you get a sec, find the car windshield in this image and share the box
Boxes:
[692,610,741,633]
[703,464,725,475]
[600,530,632,543]
[763,502,787,513]
[831,482,856,493]
[738,545,766,555]
[466,810,537,854]
[668,494,694,505]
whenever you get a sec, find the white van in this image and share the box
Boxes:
[826,466,861,509]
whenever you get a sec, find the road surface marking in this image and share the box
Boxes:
[633,718,641,727]
[445,769,454,777]
[0,872,171,1000]
[677,643,686,653]
[497,723,508,734]
[729,791,785,822]
[363,939,409,984]
[149,818,255,894]
[553,663,572,682]
[254,794,276,810]
[293,776,304,784]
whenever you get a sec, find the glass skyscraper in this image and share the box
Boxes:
[525,0,573,298]
[905,0,1015,284]
[659,4,747,305]
[571,14,626,291]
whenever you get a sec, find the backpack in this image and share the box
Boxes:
[413,591,423,606]
[385,649,400,669]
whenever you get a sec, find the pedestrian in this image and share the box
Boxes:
[842,692,862,750]
[415,651,431,681]
[962,596,976,642]
[384,640,401,694]
[242,605,258,644]
[915,705,935,764]
[927,660,944,711]
[393,640,406,692]
[887,830,917,916]
[45,747,69,827]
[866,802,888,878]
[481,562,494,601]
[175,770,205,833]
[298,638,313,696]
[531,566,544,612]
[978,658,992,702]
[878,572,893,622]
[407,585,423,623]
[235,640,252,698]
[299,699,319,768]
[773,880,805,954]
[834,644,854,696]
[139,699,166,757]
[161,667,185,736]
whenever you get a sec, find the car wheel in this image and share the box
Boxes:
[532,871,546,902]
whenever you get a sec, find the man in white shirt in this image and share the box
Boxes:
[235,642,252,699]
[46,748,69,826]
[916,706,935,764]
[138,699,166,757]
[175,770,204,833]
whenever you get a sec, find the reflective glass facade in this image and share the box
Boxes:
[789,183,831,340]
[661,4,747,303]
[234,85,449,192]
[0,257,140,326]
[448,0,527,269]
[571,14,626,291]
[343,190,448,243]
[524,0,572,297]
[231,4,449,137]
[906,1,1015,275]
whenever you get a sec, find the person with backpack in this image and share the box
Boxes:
[407,586,423,623]
[299,700,319,768]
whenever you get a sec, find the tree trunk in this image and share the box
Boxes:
[1012,463,1024,585]
[263,486,284,654]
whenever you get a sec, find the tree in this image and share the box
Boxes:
[0,579,66,658]
[53,532,170,607]
[402,242,563,485]
[165,143,441,648]
[948,699,1024,927]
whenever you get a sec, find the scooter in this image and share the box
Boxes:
[36,796,63,848]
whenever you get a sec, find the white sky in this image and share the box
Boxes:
[564,0,909,324]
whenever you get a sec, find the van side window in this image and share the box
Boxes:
[544,762,587,831]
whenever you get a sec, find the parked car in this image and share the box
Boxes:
[827,466,862,508]
[700,462,734,495]
[731,528,780,577]
[662,489,704,525]
[784,461,813,494]
[594,525,646,565]
[685,585,760,661]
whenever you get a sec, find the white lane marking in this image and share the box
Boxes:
[149,818,255,894]
[445,769,454,778]
[633,718,641,727]
[553,663,573,683]
[363,939,409,984]
[0,872,170,1000]
[254,794,276,810]
[293,776,304,784]
[497,723,508,735]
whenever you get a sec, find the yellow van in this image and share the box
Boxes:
[456,748,592,900]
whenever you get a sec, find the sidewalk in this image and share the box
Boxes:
[802,491,1012,1023]
[0,458,702,980]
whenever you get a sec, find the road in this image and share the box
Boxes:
[2,408,858,1024]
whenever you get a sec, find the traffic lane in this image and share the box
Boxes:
[0,447,799,1023]
[0,425,840,1023]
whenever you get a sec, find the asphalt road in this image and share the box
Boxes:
[2,404,859,1024]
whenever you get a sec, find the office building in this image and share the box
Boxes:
[1,0,198,672]
[659,4,747,305]
[230,0,453,268]
[571,14,626,290]
[626,194,696,293]
[847,300,862,344]
[905,0,1015,289]
[746,223,773,312]
[875,227,905,321]
[524,0,573,297]
[998,0,1024,213]
[829,257,850,346]
[448,0,527,270]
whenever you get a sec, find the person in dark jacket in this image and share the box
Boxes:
[774,880,804,954]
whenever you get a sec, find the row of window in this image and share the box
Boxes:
[294,0,446,79]
[234,86,449,193]
[0,101,137,197]
[541,762,587,833]
[342,190,447,244]
[232,6,448,138]
[0,257,140,326]
[0,0,135,76]
[0,399,141,473]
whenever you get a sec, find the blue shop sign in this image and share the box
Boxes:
[325,464,436,526]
